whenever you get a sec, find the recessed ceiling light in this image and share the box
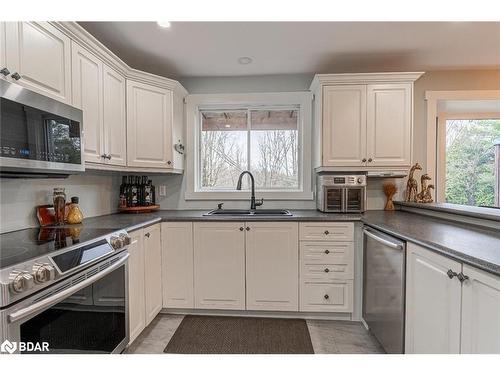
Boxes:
[157,21,171,28]
[238,57,253,65]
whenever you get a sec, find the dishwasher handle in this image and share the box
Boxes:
[363,228,404,250]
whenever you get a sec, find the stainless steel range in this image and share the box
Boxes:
[0,227,131,354]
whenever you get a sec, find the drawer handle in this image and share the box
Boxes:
[324,268,330,273]
[324,230,329,235]
[324,294,329,300]
[324,249,330,254]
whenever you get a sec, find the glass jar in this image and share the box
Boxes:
[67,196,84,224]
[53,188,66,225]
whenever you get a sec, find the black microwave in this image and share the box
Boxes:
[0,80,84,177]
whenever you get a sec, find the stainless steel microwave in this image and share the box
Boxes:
[0,80,84,177]
[316,174,367,213]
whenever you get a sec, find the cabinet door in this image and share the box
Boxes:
[126,80,173,168]
[103,64,126,166]
[246,222,299,311]
[0,22,6,78]
[405,243,462,353]
[322,85,366,167]
[144,224,163,325]
[461,265,500,353]
[161,222,194,309]
[366,84,412,167]
[128,229,146,344]
[5,22,71,103]
[194,222,246,310]
[71,42,104,164]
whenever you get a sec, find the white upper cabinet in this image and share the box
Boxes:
[161,222,194,309]
[3,22,71,104]
[193,222,246,310]
[102,65,126,166]
[366,84,412,167]
[322,85,366,167]
[0,23,6,76]
[311,73,422,169]
[127,80,174,169]
[461,265,500,354]
[245,222,299,311]
[405,243,462,354]
[72,42,104,163]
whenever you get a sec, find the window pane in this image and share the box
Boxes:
[445,119,500,208]
[250,109,299,189]
[200,111,247,189]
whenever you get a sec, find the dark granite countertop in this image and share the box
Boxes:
[361,211,500,276]
[2,209,499,276]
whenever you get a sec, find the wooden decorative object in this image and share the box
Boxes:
[118,205,160,214]
[415,174,432,203]
[405,162,422,202]
[383,182,398,211]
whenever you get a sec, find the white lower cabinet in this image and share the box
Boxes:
[161,222,194,308]
[405,242,500,354]
[128,224,162,345]
[245,222,299,311]
[461,265,500,353]
[405,243,461,354]
[128,229,146,344]
[193,222,246,310]
[144,224,163,325]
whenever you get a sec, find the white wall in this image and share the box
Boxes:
[0,173,120,233]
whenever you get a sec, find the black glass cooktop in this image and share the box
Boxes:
[0,226,114,269]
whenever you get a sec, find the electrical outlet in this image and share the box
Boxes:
[158,185,167,197]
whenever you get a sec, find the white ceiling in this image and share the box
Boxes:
[79,22,500,79]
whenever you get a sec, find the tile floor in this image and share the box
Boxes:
[126,314,385,354]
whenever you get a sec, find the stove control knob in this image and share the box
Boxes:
[9,270,34,294]
[32,263,56,284]
[110,236,124,250]
[119,233,131,246]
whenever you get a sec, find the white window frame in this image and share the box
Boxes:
[185,92,313,200]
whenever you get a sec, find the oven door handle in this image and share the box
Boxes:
[8,253,129,324]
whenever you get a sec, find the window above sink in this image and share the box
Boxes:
[185,92,313,201]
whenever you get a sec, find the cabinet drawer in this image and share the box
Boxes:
[301,262,353,280]
[299,222,354,242]
[300,280,353,312]
[300,241,353,264]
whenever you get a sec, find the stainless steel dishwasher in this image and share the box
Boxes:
[362,226,406,354]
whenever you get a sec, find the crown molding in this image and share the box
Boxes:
[52,22,188,97]
[310,72,425,90]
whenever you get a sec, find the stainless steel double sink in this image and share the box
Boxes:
[203,209,293,217]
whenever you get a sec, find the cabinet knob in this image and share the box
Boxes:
[246,226,250,231]
[324,249,330,254]
[106,154,112,160]
[145,232,150,238]
[324,268,330,273]
[324,230,329,235]
[167,160,172,165]
[362,158,367,162]
[11,72,21,80]
[1,67,10,76]
[447,269,458,279]
[368,158,373,162]
[239,227,244,231]
[324,294,329,300]
[457,272,469,283]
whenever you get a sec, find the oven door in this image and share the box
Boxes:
[345,187,365,213]
[323,187,344,212]
[1,252,129,354]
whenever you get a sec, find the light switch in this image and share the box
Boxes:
[158,185,167,197]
